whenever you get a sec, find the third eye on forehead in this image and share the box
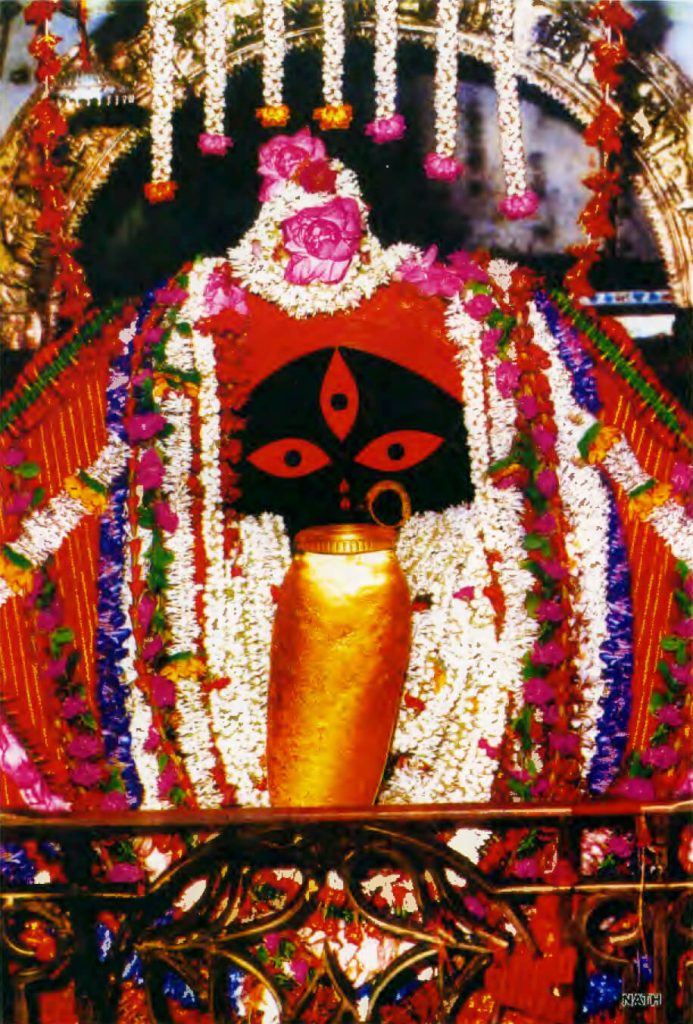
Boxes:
[241,347,462,444]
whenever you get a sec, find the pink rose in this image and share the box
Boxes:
[514,856,540,879]
[136,448,164,489]
[536,600,566,623]
[125,413,166,444]
[448,250,489,284]
[258,128,327,201]
[68,733,101,759]
[532,778,550,798]
[282,197,362,285]
[463,895,486,918]
[154,501,179,533]
[674,618,693,638]
[423,152,464,181]
[138,594,156,634]
[536,468,559,498]
[534,512,557,534]
[606,834,633,859]
[291,958,309,984]
[517,394,539,420]
[657,704,684,727]
[641,744,678,771]
[62,695,87,719]
[5,492,32,516]
[495,361,521,398]
[198,132,233,156]
[396,246,463,297]
[142,635,164,661]
[543,704,560,725]
[108,862,144,883]
[532,640,566,666]
[365,114,406,144]
[151,674,175,708]
[155,286,188,307]
[614,776,655,801]
[203,265,249,317]
[3,446,26,467]
[671,460,693,495]
[157,761,178,798]
[480,328,502,357]
[264,933,281,955]
[531,424,557,455]
[71,761,103,788]
[101,790,129,811]
[538,557,568,581]
[478,737,500,759]
[523,677,555,705]
[499,190,540,220]
[298,159,338,194]
[464,293,496,321]
[37,604,62,632]
[453,586,475,601]
[144,327,164,346]
[670,663,693,688]
[144,725,161,752]
[46,657,68,680]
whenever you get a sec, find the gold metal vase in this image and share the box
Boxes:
[267,524,412,806]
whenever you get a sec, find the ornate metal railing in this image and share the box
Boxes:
[1,801,691,1023]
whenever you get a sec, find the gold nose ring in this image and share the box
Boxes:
[364,479,412,528]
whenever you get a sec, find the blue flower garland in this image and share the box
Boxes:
[536,291,602,414]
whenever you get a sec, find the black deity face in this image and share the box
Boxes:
[235,347,473,536]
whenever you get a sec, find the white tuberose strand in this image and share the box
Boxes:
[374,0,398,120]
[149,0,177,184]
[490,0,529,197]
[433,0,460,157]
[322,0,347,107]
[203,0,229,137]
[261,0,285,108]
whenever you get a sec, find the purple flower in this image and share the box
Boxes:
[101,790,129,811]
[138,594,156,634]
[463,895,486,919]
[282,197,362,285]
[514,856,540,879]
[465,293,496,322]
[606,834,633,859]
[480,328,502,357]
[125,413,166,444]
[423,152,464,181]
[153,501,179,533]
[453,586,475,601]
[108,862,144,883]
[37,605,62,632]
[614,776,656,801]
[135,448,165,490]
[671,460,693,495]
[531,424,557,455]
[157,761,178,799]
[657,704,684,727]
[5,492,32,516]
[142,635,164,661]
[517,394,539,420]
[151,674,175,708]
[46,657,68,680]
[495,361,521,398]
[67,733,101,760]
[62,695,88,719]
[532,640,566,666]
[155,286,188,306]
[71,761,103,788]
[523,677,556,705]
[198,132,233,156]
[536,468,559,498]
[537,600,566,623]
[4,447,26,467]
[534,512,557,535]
[364,113,406,143]
[499,190,540,220]
[548,731,579,756]
[641,744,678,771]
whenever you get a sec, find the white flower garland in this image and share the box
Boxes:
[261,0,285,108]
[433,0,460,157]
[322,0,346,107]
[0,439,129,602]
[529,304,611,767]
[228,170,414,318]
[373,0,398,120]
[489,0,529,197]
[149,0,177,184]
[210,513,290,805]
[203,0,229,137]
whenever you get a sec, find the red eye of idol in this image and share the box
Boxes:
[355,430,444,472]
[247,438,331,479]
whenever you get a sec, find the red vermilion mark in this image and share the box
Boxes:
[320,349,359,441]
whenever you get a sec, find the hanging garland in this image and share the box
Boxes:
[489,0,539,219]
[23,0,92,328]
[425,0,463,180]
[199,0,233,155]
[256,0,290,127]
[314,0,352,130]
[145,0,177,203]
[365,0,406,144]
[564,0,634,299]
